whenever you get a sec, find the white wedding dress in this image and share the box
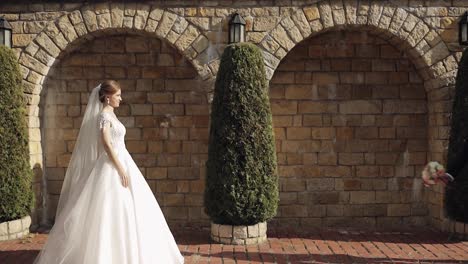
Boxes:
[34,111,184,264]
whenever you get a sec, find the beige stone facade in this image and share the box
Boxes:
[42,34,209,228]
[270,30,428,229]
[0,0,467,234]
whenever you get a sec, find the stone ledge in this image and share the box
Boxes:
[211,221,267,245]
[439,219,468,240]
[0,215,31,241]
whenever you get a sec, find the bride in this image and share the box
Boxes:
[34,80,184,264]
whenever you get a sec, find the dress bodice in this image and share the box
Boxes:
[98,111,127,151]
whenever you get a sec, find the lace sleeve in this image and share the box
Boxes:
[98,112,112,129]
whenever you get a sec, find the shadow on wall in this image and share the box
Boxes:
[30,162,46,232]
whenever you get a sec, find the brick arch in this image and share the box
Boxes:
[21,4,217,167]
[20,4,215,97]
[262,0,457,231]
[259,0,457,91]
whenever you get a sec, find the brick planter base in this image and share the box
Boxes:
[0,215,31,241]
[211,221,267,245]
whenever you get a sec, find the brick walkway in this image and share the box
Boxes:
[0,228,467,263]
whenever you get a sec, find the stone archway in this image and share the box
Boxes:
[20,4,217,226]
[259,1,456,84]
[260,0,457,230]
[23,4,217,165]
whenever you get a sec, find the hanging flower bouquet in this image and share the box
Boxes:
[421,161,455,187]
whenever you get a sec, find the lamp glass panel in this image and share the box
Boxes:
[240,25,245,42]
[0,29,4,46]
[229,25,234,43]
[5,30,11,47]
[463,23,468,43]
[234,25,239,43]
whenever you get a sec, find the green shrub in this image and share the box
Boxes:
[446,48,468,222]
[0,46,34,222]
[204,43,278,225]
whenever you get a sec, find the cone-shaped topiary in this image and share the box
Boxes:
[446,48,468,222]
[204,43,278,226]
[0,46,34,222]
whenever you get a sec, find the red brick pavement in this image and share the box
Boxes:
[0,228,467,263]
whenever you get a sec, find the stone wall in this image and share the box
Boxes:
[42,33,209,227]
[0,0,466,232]
[270,29,428,229]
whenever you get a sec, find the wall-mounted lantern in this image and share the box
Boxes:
[0,17,12,48]
[459,11,468,45]
[228,13,246,44]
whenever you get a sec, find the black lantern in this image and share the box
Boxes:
[459,11,468,45]
[228,13,246,44]
[0,17,12,48]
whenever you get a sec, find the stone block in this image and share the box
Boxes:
[298,102,337,114]
[142,128,168,141]
[211,223,219,237]
[286,127,311,140]
[313,72,339,85]
[146,167,167,180]
[281,205,308,217]
[192,35,209,53]
[147,92,173,103]
[109,3,124,28]
[350,191,375,204]
[134,5,150,30]
[258,222,267,236]
[219,224,233,238]
[318,152,337,165]
[387,204,411,216]
[167,128,188,140]
[282,179,306,192]
[319,166,351,178]
[339,153,364,165]
[125,37,149,52]
[270,101,298,115]
[0,222,7,236]
[152,104,184,116]
[271,25,295,51]
[339,100,381,114]
[304,6,320,21]
[311,127,335,139]
[156,11,177,38]
[168,167,198,180]
[292,10,312,38]
[318,1,333,28]
[233,226,248,239]
[247,224,259,238]
[164,207,188,220]
[149,8,164,21]
[282,140,321,153]
[20,53,48,76]
[175,25,199,51]
[81,7,98,32]
[130,104,152,116]
[306,178,335,191]
[254,17,278,31]
[343,179,361,191]
[8,219,22,234]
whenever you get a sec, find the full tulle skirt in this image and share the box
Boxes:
[34,148,184,264]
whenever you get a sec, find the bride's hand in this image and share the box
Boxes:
[118,170,130,188]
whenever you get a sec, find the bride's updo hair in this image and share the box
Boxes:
[98,80,120,103]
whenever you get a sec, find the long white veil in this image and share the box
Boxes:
[34,84,103,263]
[56,84,102,217]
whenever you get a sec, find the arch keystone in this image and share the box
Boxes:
[318,1,334,28]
